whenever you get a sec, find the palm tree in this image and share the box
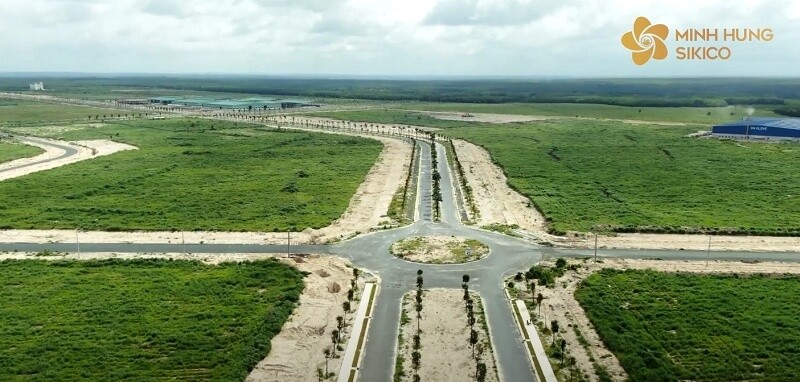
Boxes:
[411,350,421,371]
[551,321,559,345]
[536,293,544,316]
[462,274,470,284]
[317,367,324,382]
[469,329,478,358]
[323,348,330,376]
[560,339,567,364]
[342,301,351,320]
[336,316,344,334]
[416,301,423,332]
[476,362,487,382]
[331,330,340,356]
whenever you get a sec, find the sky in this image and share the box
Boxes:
[1,0,799,77]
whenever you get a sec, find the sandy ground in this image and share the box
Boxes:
[0,132,411,245]
[397,289,498,382]
[0,250,365,382]
[248,256,366,382]
[0,137,137,181]
[427,112,551,124]
[451,139,550,236]
[525,258,800,382]
[568,233,800,252]
[390,235,489,263]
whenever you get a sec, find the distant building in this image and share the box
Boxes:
[712,118,800,141]
[29,82,44,91]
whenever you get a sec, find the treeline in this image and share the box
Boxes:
[4,76,800,108]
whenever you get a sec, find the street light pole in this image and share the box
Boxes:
[593,233,598,263]
[76,230,81,258]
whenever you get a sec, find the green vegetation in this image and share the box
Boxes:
[0,258,304,381]
[307,109,474,129]
[447,120,800,235]
[6,76,799,107]
[0,99,122,124]
[408,103,779,125]
[390,236,489,263]
[481,223,521,237]
[576,269,800,382]
[0,119,381,231]
[0,140,43,163]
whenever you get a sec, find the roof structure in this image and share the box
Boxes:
[714,118,800,130]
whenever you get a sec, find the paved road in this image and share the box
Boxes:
[0,136,79,174]
[3,136,799,381]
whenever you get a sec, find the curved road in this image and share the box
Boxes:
[2,138,799,381]
[0,136,79,174]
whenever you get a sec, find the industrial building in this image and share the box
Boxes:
[712,118,800,141]
[148,96,315,110]
[29,82,44,91]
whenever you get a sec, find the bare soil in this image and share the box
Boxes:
[396,289,498,382]
[427,112,551,124]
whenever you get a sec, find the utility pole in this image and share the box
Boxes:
[287,231,291,258]
[182,232,186,255]
[594,233,598,263]
[706,235,712,267]
[75,230,81,258]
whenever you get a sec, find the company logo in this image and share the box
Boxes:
[621,16,669,65]
[621,16,774,65]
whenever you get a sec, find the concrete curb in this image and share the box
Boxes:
[338,282,378,382]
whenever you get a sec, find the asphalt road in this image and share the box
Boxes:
[0,136,79,174]
[2,136,799,381]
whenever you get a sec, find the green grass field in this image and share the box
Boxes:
[0,258,304,381]
[308,104,779,125]
[0,99,123,124]
[575,269,800,381]
[447,120,800,235]
[0,119,382,231]
[403,103,780,125]
[0,140,43,163]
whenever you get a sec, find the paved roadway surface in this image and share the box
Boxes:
[2,138,799,381]
[0,136,79,174]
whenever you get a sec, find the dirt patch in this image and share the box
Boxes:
[451,140,552,237]
[521,258,800,382]
[396,288,498,382]
[0,137,137,181]
[391,236,489,264]
[567,233,800,252]
[427,112,551,124]
[248,256,366,382]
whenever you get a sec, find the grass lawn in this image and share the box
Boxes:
[0,99,122,124]
[446,120,800,235]
[0,140,43,163]
[575,269,800,381]
[0,258,304,381]
[0,118,382,231]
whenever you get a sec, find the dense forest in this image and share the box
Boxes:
[2,75,799,112]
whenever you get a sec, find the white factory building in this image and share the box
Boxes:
[29,82,45,91]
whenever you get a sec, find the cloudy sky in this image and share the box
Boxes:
[2,0,798,77]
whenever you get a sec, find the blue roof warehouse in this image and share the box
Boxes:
[712,118,800,141]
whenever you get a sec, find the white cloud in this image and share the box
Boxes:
[0,0,797,76]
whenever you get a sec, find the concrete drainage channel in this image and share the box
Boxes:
[339,282,378,382]
[506,289,557,382]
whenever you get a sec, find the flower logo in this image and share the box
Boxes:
[621,16,669,65]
